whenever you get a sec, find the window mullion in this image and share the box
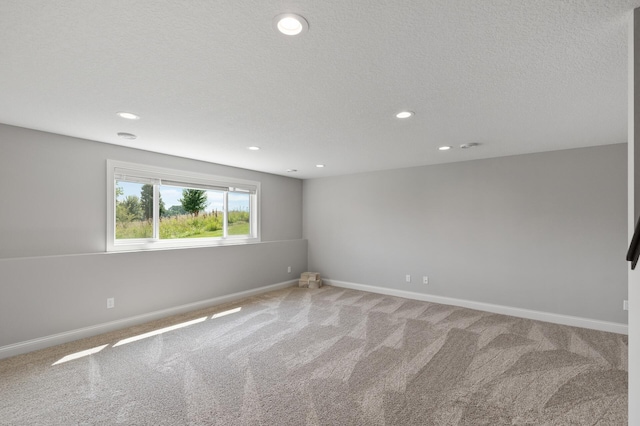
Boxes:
[223,191,228,239]
[250,193,255,237]
[153,184,160,240]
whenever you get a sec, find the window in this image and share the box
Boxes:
[107,160,260,252]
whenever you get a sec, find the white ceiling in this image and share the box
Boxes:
[1,1,639,179]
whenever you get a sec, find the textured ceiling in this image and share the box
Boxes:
[1,0,639,179]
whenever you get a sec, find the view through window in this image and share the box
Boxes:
[108,161,259,251]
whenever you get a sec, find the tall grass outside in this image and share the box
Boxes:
[116,211,250,240]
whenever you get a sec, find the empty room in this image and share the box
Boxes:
[1,1,638,425]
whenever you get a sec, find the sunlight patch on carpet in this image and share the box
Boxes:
[113,317,208,347]
[52,344,109,366]
[212,307,242,319]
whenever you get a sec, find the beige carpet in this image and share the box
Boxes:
[0,286,628,425]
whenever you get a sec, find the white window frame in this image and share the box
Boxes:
[106,160,260,252]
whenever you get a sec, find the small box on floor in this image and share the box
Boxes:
[299,272,322,289]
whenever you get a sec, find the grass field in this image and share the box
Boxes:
[116,212,250,240]
[186,222,250,238]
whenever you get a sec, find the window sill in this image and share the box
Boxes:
[107,237,261,253]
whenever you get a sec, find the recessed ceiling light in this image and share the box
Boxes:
[248,146,261,150]
[286,169,298,173]
[274,13,309,36]
[116,112,140,120]
[117,132,137,140]
[316,164,325,168]
[396,111,414,119]
[438,146,451,151]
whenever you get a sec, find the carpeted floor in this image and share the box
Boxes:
[0,286,628,425]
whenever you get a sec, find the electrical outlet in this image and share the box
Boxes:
[287,266,292,273]
[624,300,629,311]
[107,298,115,309]
[405,275,411,283]
[423,276,429,284]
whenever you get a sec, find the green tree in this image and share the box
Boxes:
[140,184,166,220]
[115,184,127,223]
[166,205,187,217]
[180,189,207,217]
[122,195,143,221]
[116,203,132,223]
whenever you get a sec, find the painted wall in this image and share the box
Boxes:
[0,124,302,258]
[0,124,306,351]
[627,9,639,423]
[304,144,628,324]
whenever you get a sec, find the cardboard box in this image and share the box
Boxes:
[299,272,322,288]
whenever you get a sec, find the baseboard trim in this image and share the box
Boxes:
[0,280,297,360]
[325,279,628,335]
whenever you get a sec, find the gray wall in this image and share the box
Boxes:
[628,9,639,421]
[303,144,628,324]
[0,124,306,348]
[0,124,303,258]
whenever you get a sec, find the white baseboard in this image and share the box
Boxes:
[0,280,297,360]
[325,279,628,335]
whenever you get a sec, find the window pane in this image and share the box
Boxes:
[115,181,153,239]
[159,185,224,239]
[228,192,251,236]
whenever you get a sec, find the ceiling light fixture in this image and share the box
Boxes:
[460,143,480,149]
[438,146,451,151]
[316,164,325,168]
[117,132,137,140]
[248,146,261,150]
[396,111,414,119]
[286,169,298,173]
[116,112,140,120]
[274,13,309,36]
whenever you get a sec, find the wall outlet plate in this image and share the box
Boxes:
[405,275,411,283]
[423,276,429,284]
[624,300,629,311]
[107,298,115,309]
